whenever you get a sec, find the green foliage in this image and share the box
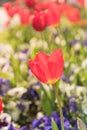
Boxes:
[52,118,59,130]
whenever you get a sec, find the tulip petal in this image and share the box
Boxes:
[35,52,50,79]
[49,49,63,62]
[28,60,47,83]
[48,49,64,79]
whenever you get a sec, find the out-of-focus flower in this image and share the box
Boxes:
[3,2,12,11]
[64,7,80,23]
[32,11,47,31]
[7,87,27,97]
[28,49,64,84]
[18,9,31,25]
[69,96,77,112]
[77,0,87,6]
[55,0,66,4]
[0,78,10,96]
[20,125,29,130]
[16,103,26,111]
[83,41,87,47]
[0,113,11,129]
[24,0,38,8]
[31,111,78,130]
[8,123,15,130]
[45,7,61,26]
[69,40,79,45]
[3,2,21,18]
[35,2,61,27]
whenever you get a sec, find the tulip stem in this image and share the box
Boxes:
[53,84,65,130]
[41,85,53,112]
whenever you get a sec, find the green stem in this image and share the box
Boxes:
[53,84,65,130]
[41,85,53,112]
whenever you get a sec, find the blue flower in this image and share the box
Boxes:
[8,124,15,130]
[0,78,10,96]
[69,96,77,112]
[16,103,26,111]
[20,126,29,130]
[31,111,78,130]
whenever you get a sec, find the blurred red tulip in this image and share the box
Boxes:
[77,0,85,6]
[19,9,31,25]
[32,11,47,31]
[33,2,61,28]
[24,0,38,8]
[3,2,12,11]
[3,2,21,17]
[45,7,61,26]
[55,0,66,4]
[64,7,80,23]
[0,98,3,113]
[28,49,64,84]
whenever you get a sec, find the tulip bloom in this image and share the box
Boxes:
[64,7,80,23]
[77,0,86,6]
[19,9,31,25]
[32,11,47,31]
[24,0,38,8]
[28,49,64,84]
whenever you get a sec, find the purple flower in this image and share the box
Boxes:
[21,48,28,54]
[69,96,77,112]
[8,124,15,130]
[69,40,79,45]
[21,83,40,100]
[16,103,26,111]
[31,111,78,130]
[61,75,71,83]
[0,121,8,128]
[83,41,87,46]
[20,125,29,130]
[0,116,8,128]
[0,78,10,96]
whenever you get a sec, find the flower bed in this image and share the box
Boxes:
[0,0,87,130]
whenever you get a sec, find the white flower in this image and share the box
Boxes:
[0,44,13,57]
[0,7,9,31]
[10,14,21,27]
[7,87,27,97]
[82,58,87,69]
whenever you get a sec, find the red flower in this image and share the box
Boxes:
[28,49,64,84]
[19,8,31,25]
[45,7,61,26]
[3,2,12,11]
[77,0,85,6]
[0,98,3,113]
[32,11,47,31]
[3,2,20,17]
[24,0,38,8]
[64,7,80,23]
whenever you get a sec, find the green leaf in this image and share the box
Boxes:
[52,118,59,130]
[77,118,87,130]
[40,89,53,115]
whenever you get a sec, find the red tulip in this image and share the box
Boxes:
[45,7,61,26]
[24,0,38,8]
[35,2,61,27]
[28,49,64,84]
[0,98,3,113]
[19,8,31,25]
[3,2,12,11]
[77,0,85,6]
[32,11,47,31]
[64,7,80,23]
